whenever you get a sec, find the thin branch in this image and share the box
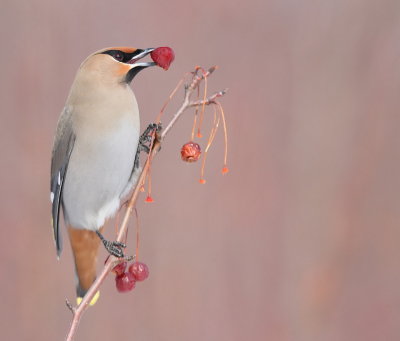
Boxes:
[65,66,227,341]
[188,89,229,107]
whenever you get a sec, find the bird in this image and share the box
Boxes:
[50,47,156,304]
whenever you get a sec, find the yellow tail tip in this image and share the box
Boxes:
[76,290,100,306]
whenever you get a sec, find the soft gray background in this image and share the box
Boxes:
[1,1,400,340]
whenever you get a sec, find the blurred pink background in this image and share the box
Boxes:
[1,1,400,340]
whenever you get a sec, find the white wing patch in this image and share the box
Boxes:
[50,192,54,203]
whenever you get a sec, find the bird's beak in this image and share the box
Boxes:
[127,48,156,68]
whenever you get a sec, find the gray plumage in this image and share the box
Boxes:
[50,107,75,256]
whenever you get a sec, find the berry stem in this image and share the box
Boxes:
[134,207,140,261]
[196,68,208,138]
[216,102,229,169]
[190,85,201,141]
[156,74,189,123]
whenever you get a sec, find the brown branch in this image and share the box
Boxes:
[65,66,227,341]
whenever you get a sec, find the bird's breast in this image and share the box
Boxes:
[62,103,140,230]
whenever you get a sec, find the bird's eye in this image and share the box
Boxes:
[113,52,124,62]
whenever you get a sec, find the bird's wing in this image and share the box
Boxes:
[50,107,75,257]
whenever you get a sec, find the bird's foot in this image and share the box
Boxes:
[96,231,126,258]
[139,122,162,151]
[135,123,162,168]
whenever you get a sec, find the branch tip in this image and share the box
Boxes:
[66,299,75,315]
[208,66,218,74]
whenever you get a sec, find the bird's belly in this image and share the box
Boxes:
[63,122,139,230]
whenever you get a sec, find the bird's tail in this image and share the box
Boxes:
[68,226,102,305]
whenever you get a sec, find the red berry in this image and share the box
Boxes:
[115,272,136,293]
[181,141,201,162]
[151,47,175,70]
[112,261,127,276]
[128,262,149,281]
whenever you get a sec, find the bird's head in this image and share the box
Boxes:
[78,47,156,85]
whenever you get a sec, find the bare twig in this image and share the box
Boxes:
[65,66,227,341]
[188,89,228,107]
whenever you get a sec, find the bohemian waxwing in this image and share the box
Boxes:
[50,47,156,303]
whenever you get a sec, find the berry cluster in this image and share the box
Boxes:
[177,66,229,183]
[112,261,149,293]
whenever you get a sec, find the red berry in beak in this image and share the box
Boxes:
[128,262,149,281]
[115,272,136,293]
[181,141,201,162]
[151,47,175,70]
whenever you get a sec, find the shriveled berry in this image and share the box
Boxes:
[151,47,175,70]
[115,272,136,293]
[181,141,201,162]
[128,262,149,281]
[112,261,127,276]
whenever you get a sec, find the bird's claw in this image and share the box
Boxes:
[96,231,126,258]
[139,123,162,148]
[135,123,162,168]
[103,241,125,258]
